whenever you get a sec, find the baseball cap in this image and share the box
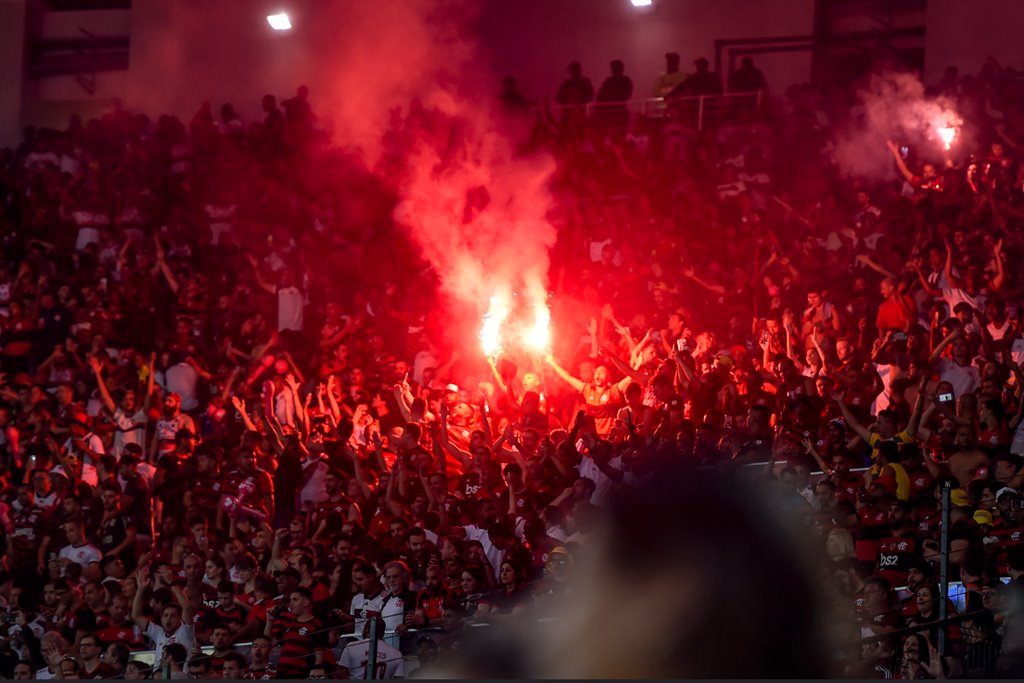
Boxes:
[997,487,1020,500]
[951,488,970,507]
[974,510,995,526]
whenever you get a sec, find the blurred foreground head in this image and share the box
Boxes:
[431,460,832,678]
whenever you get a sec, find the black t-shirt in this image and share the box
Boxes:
[97,512,133,556]
[122,474,152,537]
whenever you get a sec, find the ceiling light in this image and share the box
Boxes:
[267,13,292,31]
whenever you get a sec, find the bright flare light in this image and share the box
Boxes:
[937,125,957,151]
[631,0,653,6]
[267,12,292,31]
[524,303,551,353]
[480,294,511,357]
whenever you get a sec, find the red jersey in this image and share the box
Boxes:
[243,664,279,680]
[271,613,326,678]
[876,535,921,587]
[10,505,49,571]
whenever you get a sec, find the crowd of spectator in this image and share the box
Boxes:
[2,50,1024,678]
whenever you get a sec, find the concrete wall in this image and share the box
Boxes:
[924,0,1024,85]
[0,0,27,147]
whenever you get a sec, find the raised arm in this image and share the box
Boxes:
[930,327,962,362]
[598,346,648,390]
[325,375,342,423]
[856,253,897,281]
[886,140,915,183]
[830,393,873,443]
[132,572,152,630]
[88,356,117,415]
[543,354,586,393]
[990,239,1006,292]
[944,241,963,289]
[906,376,928,439]
[682,266,726,296]
[231,396,259,433]
[142,352,156,418]
[246,255,277,294]
[153,238,180,294]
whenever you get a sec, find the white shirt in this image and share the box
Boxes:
[144,621,195,667]
[576,454,624,507]
[461,524,502,576]
[337,638,404,679]
[350,591,385,637]
[58,542,102,582]
[52,462,98,487]
[299,459,329,512]
[112,408,148,457]
[278,286,304,332]
[63,432,104,465]
[935,357,980,399]
[941,287,986,315]
[412,349,438,386]
[379,592,407,648]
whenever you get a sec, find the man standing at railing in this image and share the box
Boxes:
[555,62,594,135]
[653,53,688,98]
[729,56,767,94]
[265,587,326,678]
[668,57,722,98]
[596,60,633,132]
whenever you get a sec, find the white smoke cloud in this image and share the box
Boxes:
[833,71,962,178]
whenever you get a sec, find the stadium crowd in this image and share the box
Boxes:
[2,51,1024,678]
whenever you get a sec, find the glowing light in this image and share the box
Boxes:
[524,303,551,353]
[480,294,511,357]
[267,12,292,30]
[631,0,653,6]
[937,125,956,151]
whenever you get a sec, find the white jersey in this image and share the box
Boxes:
[144,621,195,668]
[337,638,404,680]
[58,543,102,570]
[350,591,385,637]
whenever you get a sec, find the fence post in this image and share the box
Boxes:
[697,96,705,132]
[939,480,951,657]
[366,618,378,680]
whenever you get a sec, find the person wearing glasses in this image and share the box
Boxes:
[77,635,117,678]
[307,664,330,680]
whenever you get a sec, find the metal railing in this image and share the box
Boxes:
[540,90,764,132]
